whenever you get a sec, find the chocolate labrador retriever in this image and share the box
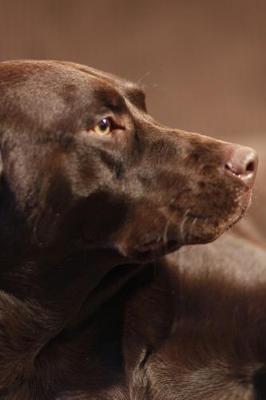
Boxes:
[0,60,265,400]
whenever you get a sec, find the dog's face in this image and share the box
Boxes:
[0,60,257,262]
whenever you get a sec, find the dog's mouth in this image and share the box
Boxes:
[134,238,181,261]
[80,180,254,263]
[125,187,254,261]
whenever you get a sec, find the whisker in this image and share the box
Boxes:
[188,217,198,243]
[179,209,190,243]
[137,71,151,86]
[163,220,170,247]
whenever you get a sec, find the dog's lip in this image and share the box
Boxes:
[135,188,254,254]
[83,187,254,261]
[226,189,254,227]
[137,238,167,252]
[235,187,254,213]
[133,239,181,261]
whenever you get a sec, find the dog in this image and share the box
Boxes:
[0,60,265,400]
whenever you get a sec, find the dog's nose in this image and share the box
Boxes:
[225,145,258,187]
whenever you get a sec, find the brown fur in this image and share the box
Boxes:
[0,60,264,399]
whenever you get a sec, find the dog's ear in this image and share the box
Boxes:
[0,148,3,187]
[0,151,2,177]
[0,150,4,200]
[0,146,7,198]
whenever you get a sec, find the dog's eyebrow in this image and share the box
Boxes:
[122,83,147,111]
[91,86,128,115]
[55,61,147,111]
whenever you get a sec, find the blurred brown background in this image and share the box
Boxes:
[0,0,265,238]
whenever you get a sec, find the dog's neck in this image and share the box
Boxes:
[0,244,144,392]
[0,245,137,319]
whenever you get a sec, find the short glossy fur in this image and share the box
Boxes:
[0,60,265,399]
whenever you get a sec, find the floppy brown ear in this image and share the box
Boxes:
[0,149,3,188]
[0,151,2,177]
[0,150,3,186]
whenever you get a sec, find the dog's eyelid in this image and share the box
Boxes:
[98,116,125,131]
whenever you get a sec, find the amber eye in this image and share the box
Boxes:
[94,118,113,136]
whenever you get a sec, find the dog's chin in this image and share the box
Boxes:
[180,189,254,245]
[50,189,252,261]
[115,189,254,262]
[127,240,182,262]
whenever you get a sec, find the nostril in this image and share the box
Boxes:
[225,162,234,173]
[246,161,255,173]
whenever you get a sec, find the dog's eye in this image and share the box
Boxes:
[94,118,113,136]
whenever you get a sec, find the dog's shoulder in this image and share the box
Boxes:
[167,231,266,285]
[123,234,266,399]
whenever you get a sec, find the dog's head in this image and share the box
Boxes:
[0,60,257,262]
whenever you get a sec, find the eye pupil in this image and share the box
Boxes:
[98,118,110,131]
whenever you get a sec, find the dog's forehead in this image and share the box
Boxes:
[0,60,146,129]
[0,60,144,103]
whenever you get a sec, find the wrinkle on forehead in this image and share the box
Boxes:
[54,60,147,110]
